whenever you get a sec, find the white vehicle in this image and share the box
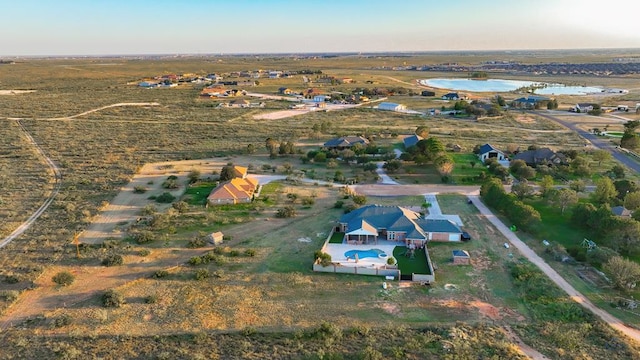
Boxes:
[503,243,510,249]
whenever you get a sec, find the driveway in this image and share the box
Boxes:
[469,195,640,343]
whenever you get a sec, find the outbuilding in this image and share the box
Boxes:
[452,250,471,265]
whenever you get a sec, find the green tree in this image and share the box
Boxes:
[614,179,638,200]
[511,181,534,199]
[611,164,626,179]
[603,256,640,291]
[265,137,279,157]
[551,188,579,214]
[383,160,402,173]
[187,169,201,184]
[539,175,555,196]
[621,120,640,149]
[624,191,640,211]
[352,194,367,206]
[569,179,586,193]
[515,165,536,181]
[593,177,617,204]
[276,206,296,218]
[592,149,612,166]
[219,163,236,181]
[607,217,640,255]
[415,126,429,138]
[246,143,256,154]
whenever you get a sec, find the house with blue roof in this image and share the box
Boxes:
[323,136,369,150]
[337,205,463,247]
[403,134,423,149]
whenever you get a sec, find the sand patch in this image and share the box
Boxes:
[0,90,35,95]
[469,300,502,320]
[515,114,536,124]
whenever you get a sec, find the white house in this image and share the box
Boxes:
[378,102,407,112]
[313,95,328,103]
[477,143,506,162]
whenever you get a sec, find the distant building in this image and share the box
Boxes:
[421,90,435,96]
[442,92,459,100]
[513,148,566,167]
[377,102,407,112]
[324,136,369,150]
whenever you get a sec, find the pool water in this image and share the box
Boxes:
[345,249,386,259]
[420,78,602,95]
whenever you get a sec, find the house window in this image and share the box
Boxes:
[388,232,395,240]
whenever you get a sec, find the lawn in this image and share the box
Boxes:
[183,182,217,205]
[451,153,485,183]
[393,246,430,274]
[329,231,344,244]
[524,198,589,251]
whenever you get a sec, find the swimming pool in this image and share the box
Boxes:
[345,249,387,260]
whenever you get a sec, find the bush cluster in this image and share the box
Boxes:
[480,178,541,231]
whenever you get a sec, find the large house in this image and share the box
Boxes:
[477,143,506,162]
[323,136,369,150]
[337,205,463,247]
[442,92,460,100]
[513,148,566,167]
[512,95,550,109]
[207,177,258,206]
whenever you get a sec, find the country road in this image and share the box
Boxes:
[537,111,640,173]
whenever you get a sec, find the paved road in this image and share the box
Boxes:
[537,111,640,173]
[469,195,640,343]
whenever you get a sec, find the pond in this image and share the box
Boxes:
[420,78,603,95]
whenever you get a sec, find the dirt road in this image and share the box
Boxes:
[469,195,640,343]
[0,120,61,249]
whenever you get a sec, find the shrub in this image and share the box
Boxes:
[301,197,315,206]
[140,204,157,216]
[4,274,20,284]
[188,256,203,266]
[138,249,151,257]
[156,192,176,203]
[102,254,124,267]
[334,200,344,209]
[244,249,256,257]
[276,206,296,218]
[195,269,210,280]
[132,230,156,244]
[102,289,125,308]
[314,251,332,267]
[187,237,207,248]
[154,270,169,278]
[162,176,179,189]
[133,185,147,194]
[228,250,240,257]
[172,201,189,213]
[352,194,367,205]
[52,314,72,328]
[52,271,75,286]
[145,294,158,304]
[0,290,19,302]
[387,257,396,266]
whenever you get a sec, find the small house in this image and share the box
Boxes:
[574,103,594,113]
[612,206,632,218]
[209,232,224,245]
[442,92,459,100]
[403,134,423,149]
[477,143,506,162]
[421,90,435,96]
[452,250,471,265]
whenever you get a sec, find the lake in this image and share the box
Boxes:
[420,78,603,95]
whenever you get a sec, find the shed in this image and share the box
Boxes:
[209,232,224,245]
[452,250,471,265]
[378,102,407,112]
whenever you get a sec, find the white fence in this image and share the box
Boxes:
[313,263,401,279]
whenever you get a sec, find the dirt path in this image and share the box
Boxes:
[469,195,640,343]
[0,120,61,249]
[43,102,160,120]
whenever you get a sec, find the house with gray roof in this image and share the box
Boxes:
[612,206,632,218]
[513,148,565,167]
[323,136,369,150]
[337,205,463,246]
[477,143,506,162]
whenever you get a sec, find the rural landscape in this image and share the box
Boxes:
[2,47,640,359]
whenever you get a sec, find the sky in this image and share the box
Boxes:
[1,0,639,56]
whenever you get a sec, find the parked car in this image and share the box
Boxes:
[461,232,471,241]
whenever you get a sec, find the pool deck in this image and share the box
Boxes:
[323,244,397,269]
